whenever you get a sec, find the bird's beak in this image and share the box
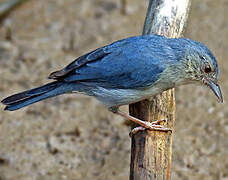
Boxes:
[208,80,223,103]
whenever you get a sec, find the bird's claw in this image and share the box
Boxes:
[129,126,146,137]
[150,119,167,125]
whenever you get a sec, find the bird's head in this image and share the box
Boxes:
[181,39,223,102]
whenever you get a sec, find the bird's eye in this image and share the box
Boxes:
[204,65,212,73]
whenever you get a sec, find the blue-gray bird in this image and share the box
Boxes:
[1,35,223,131]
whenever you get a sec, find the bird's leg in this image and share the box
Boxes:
[109,107,172,135]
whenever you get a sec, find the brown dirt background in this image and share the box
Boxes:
[0,0,227,179]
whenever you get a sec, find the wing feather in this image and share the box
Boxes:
[48,48,111,79]
[48,35,174,89]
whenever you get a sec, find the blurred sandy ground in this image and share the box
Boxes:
[0,0,227,179]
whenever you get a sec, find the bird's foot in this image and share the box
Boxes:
[109,107,172,136]
[129,122,172,137]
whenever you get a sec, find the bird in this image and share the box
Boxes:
[1,34,223,132]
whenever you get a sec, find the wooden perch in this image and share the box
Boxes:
[129,0,191,180]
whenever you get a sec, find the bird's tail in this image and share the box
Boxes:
[1,81,81,111]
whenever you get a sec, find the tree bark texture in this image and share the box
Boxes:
[129,1,191,180]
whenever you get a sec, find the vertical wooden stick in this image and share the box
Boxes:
[129,0,191,180]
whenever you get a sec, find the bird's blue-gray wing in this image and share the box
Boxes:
[49,36,170,89]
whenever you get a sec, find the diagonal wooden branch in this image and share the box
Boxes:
[129,0,191,180]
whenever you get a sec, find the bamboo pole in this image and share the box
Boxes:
[129,0,191,179]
